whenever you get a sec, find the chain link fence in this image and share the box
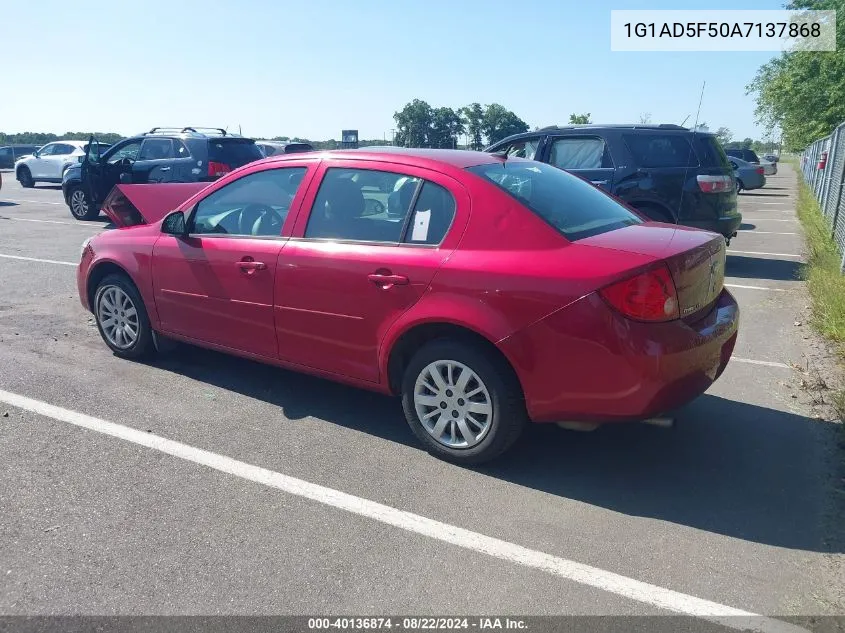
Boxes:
[800,123,845,273]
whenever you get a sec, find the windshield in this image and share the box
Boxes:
[468,161,643,241]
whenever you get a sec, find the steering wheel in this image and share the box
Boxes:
[238,203,283,236]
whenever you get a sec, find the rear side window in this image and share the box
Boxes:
[744,150,760,163]
[549,137,613,169]
[468,161,642,241]
[208,140,263,168]
[623,134,698,168]
[695,135,731,168]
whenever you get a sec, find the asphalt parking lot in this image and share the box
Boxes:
[0,166,843,626]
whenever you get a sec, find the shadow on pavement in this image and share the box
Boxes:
[740,192,791,198]
[740,223,756,230]
[146,343,838,553]
[726,255,802,282]
[0,202,19,207]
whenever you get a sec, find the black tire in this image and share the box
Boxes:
[400,339,527,465]
[93,274,155,359]
[736,180,744,193]
[18,167,34,188]
[67,185,99,220]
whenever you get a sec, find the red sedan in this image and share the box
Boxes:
[77,148,738,464]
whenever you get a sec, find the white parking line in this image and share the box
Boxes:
[0,388,807,633]
[1,198,64,205]
[743,218,796,222]
[724,283,786,292]
[737,231,797,235]
[731,357,791,369]
[0,253,76,266]
[2,217,103,228]
[727,250,802,259]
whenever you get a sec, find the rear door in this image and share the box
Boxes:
[45,143,75,179]
[152,163,315,357]
[274,161,468,382]
[542,134,615,192]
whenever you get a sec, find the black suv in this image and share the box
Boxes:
[486,124,741,242]
[724,148,761,164]
[0,144,39,169]
[62,127,263,220]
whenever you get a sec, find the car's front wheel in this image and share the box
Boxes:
[68,186,98,220]
[401,339,527,464]
[17,167,34,188]
[94,274,154,359]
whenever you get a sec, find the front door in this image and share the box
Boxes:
[543,134,616,192]
[30,143,57,178]
[133,137,196,184]
[86,139,143,205]
[151,164,313,357]
[275,161,466,383]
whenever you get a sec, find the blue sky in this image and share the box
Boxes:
[1,0,783,142]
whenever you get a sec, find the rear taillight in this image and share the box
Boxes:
[600,265,680,322]
[756,166,765,175]
[696,175,733,193]
[208,161,231,178]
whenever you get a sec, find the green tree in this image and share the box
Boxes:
[747,0,845,149]
[429,107,465,148]
[714,127,733,145]
[568,113,591,124]
[741,137,754,149]
[461,103,485,150]
[394,99,434,147]
[482,104,529,145]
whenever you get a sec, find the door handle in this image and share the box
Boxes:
[159,166,171,172]
[367,273,409,287]
[236,260,267,272]
[591,180,608,186]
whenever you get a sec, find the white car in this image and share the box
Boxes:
[15,140,102,188]
[759,160,778,176]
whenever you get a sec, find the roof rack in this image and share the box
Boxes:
[146,126,229,136]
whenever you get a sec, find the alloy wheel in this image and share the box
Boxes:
[97,286,140,349]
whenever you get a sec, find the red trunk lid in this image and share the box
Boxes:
[579,224,726,320]
[101,183,207,227]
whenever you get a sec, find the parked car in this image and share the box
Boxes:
[0,144,39,169]
[486,124,741,243]
[77,148,739,464]
[256,140,314,156]
[763,154,780,163]
[725,148,761,164]
[759,159,777,176]
[729,156,766,192]
[14,140,110,187]
[62,127,263,220]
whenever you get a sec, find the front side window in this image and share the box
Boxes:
[623,134,697,168]
[107,140,142,164]
[191,167,307,237]
[549,137,611,170]
[468,161,641,241]
[139,138,175,161]
[37,144,56,157]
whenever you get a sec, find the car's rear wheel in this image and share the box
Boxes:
[94,274,154,359]
[18,167,34,188]
[68,186,98,220]
[401,339,527,464]
[736,180,745,193]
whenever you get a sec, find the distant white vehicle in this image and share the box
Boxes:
[15,140,109,188]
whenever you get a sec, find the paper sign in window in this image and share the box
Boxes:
[411,209,431,241]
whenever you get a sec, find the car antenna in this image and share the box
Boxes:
[680,114,691,127]
[676,81,707,226]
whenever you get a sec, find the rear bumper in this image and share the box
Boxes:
[499,289,739,423]
[683,214,742,239]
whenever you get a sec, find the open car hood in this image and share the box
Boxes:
[101,183,208,227]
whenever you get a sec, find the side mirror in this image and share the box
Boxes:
[161,211,187,236]
[33,150,40,158]
[119,172,133,184]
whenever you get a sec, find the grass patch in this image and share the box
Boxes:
[795,180,845,344]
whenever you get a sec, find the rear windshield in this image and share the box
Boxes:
[744,150,761,162]
[468,161,642,241]
[623,133,698,168]
[209,140,263,168]
[695,135,731,168]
